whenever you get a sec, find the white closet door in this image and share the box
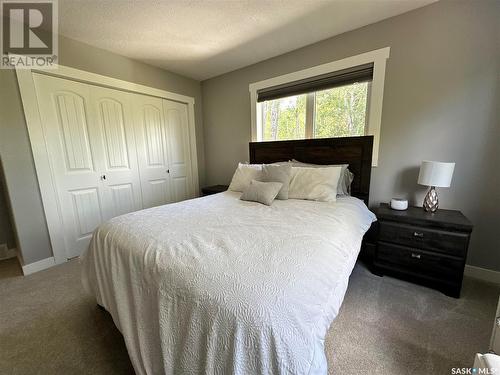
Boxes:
[33,74,107,258]
[91,86,143,218]
[24,70,198,262]
[132,94,172,208]
[163,99,194,201]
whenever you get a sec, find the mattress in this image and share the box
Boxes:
[81,191,376,374]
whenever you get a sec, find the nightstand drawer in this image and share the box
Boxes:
[379,222,468,257]
[376,242,463,281]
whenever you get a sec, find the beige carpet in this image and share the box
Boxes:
[0,257,498,374]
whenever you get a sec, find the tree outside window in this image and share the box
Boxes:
[260,81,369,141]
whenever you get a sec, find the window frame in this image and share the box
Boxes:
[249,47,390,166]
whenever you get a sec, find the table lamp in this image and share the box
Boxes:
[417,161,455,213]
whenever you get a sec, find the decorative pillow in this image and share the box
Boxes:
[228,163,262,192]
[261,164,292,200]
[288,166,342,202]
[290,160,353,196]
[240,180,283,206]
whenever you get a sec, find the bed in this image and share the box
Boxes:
[81,136,376,375]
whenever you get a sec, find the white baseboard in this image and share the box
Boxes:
[21,256,56,275]
[465,265,500,285]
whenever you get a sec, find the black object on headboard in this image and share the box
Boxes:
[249,136,373,204]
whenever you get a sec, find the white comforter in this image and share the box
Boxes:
[81,192,375,375]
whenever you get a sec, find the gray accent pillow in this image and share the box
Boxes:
[261,164,292,200]
[240,180,283,206]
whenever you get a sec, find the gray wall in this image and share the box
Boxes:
[0,35,204,265]
[201,1,500,271]
[0,159,15,249]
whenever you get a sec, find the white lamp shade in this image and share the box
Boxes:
[418,161,455,187]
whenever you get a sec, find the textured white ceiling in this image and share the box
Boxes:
[58,0,436,80]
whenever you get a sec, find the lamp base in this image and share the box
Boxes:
[423,186,438,213]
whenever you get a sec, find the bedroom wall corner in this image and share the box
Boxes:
[0,157,16,251]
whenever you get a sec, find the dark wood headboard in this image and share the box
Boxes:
[249,136,373,204]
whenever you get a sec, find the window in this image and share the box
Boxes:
[250,47,390,166]
[314,82,369,138]
[261,94,307,141]
[260,81,370,141]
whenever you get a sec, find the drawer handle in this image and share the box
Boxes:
[413,231,424,238]
[411,253,421,259]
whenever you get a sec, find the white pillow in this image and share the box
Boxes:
[228,163,262,192]
[288,166,342,202]
[290,160,353,196]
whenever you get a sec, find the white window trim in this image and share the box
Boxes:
[249,47,390,166]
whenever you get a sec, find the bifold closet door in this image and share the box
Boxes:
[33,74,107,258]
[30,73,196,258]
[163,99,194,201]
[132,94,173,208]
[33,74,142,258]
[132,96,195,207]
[91,86,143,218]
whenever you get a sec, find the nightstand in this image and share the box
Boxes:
[373,203,473,298]
[201,184,229,196]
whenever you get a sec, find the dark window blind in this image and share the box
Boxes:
[257,63,373,102]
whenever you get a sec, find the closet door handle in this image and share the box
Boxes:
[413,231,424,238]
[166,169,170,174]
[411,253,421,259]
[100,174,107,181]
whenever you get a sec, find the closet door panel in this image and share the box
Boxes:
[133,94,172,208]
[164,100,193,202]
[148,179,170,207]
[99,99,129,169]
[71,188,103,237]
[33,74,107,258]
[91,87,143,218]
[56,93,94,171]
[143,105,165,166]
[109,183,135,216]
